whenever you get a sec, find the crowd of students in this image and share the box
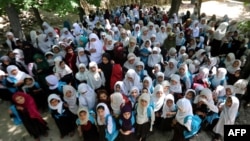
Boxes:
[0,3,250,141]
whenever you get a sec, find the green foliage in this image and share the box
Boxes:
[237,20,250,34]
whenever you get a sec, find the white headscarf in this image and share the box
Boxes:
[63,85,78,114]
[87,61,105,90]
[143,76,153,94]
[77,106,90,125]
[175,98,193,128]
[60,27,74,41]
[96,102,110,125]
[6,65,27,83]
[148,47,163,67]
[226,59,241,74]
[233,79,248,95]
[224,53,235,67]
[76,47,89,66]
[164,58,178,79]
[213,22,229,40]
[45,74,59,90]
[213,96,239,136]
[48,94,64,114]
[114,81,127,95]
[123,69,142,95]
[161,94,176,118]
[78,83,96,110]
[37,34,52,53]
[85,33,103,63]
[169,74,182,94]
[75,63,89,82]
[152,84,165,112]
[110,92,125,115]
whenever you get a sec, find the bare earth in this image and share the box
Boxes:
[0,1,250,141]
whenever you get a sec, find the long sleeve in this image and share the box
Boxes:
[207,102,219,113]
[107,116,113,134]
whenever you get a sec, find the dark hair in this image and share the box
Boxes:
[97,89,109,98]
[79,110,87,115]
[97,105,105,111]
[24,77,33,83]
[50,98,59,103]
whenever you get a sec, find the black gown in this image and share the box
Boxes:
[79,120,99,141]
[17,108,49,139]
[50,104,76,137]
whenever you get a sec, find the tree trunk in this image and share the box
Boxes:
[169,0,182,18]
[191,0,196,4]
[5,3,25,41]
[31,6,44,30]
[198,0,202,18]
[78,6,85,23]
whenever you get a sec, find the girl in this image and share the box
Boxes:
[76,107,99,141]
[128,86,140,108]
[139,39,152,65]
[213,96,239,140]
[45,74,66,98]
[75,63,89,84]
[96,102,119,141]
[96,89,111,110]
[160,94,177,132]
[118,104,136,141]
[78,83,97,111]
[172,97,201,141]
[152,72,165,87]
[151,63,161,80]
[123,53,138,72]
[169,74,183,101]
[142,76,154,95]
[12,92,49,141]
[193,88,219,130]
[135,61,148,82]
[85,33,103,63]
[6,65,28,94]
[151,84,165,129]
[184,89,196,104]
[110,92,126,118]
[48,94,76,138]
[178,63,193,91]
[53,56,73,84]
[123,69,142,96]
[22,75,47,111]
[114,81,127,96]
[162,80,171,96]
[209,68,227,90]
[63,85,78,115]
[87,61,106,92]
[164,58,178,80]
[192,67,210,89]
[76,47,89,67]
[135,93,155,141]
[147,47,164,74]
[98,53,113,93]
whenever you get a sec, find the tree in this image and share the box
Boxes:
[168,0,182,18]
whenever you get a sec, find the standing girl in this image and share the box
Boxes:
[62,85,79,115]
[135,93,155,141]
[76,106,99,141]
[48,94,76,138]
[96,102,119,141]
[12,92,49,141]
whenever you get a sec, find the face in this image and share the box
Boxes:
[142,89,148,94]
[143,80,149,88]
[225,97,232,107]
[226,88,232,96]
[171,80,177,85]
[169,62,174,69]
[136,65,143,71]
[79,111,87,121]
[185,92,193,100]
[128,59,135,64]
[166,99,173,107]
[3,60,10,65]
[90,66,96,72]
[107,40,113,45]
[67,48,73,53]
[60,61,65,69]
[99,93,108,101]
[156,91,163,98]
[140,99,148,107]
[127,76,133,82]
[102,57,109,64]
[53,47,60,53]
[233,61,239,68]
[97,108,105,118]
[50,99,59,107]
[65,90,72,97]
[131,89,138,97]
[115,85,121,92]
[180,49,185,54]
[154,66,159,72]
[24,79,33,86]
[123,112,131,120]
[179,67,185,75]
[163,86,169,93]
[121,33,127,38]
[129,41,136,47]
[79,51,84,56]
[11,69,18,76]
[90,38,96,42]
[36,58,43,63]
[15,96,25,104]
